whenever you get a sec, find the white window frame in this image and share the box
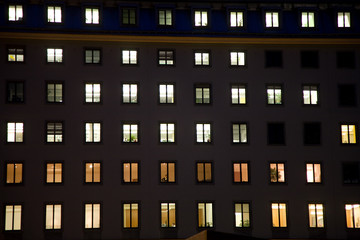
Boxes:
[194,10,208,27]
[45,204,62,230]
[196,123,211,143]
[194,52,210,66]
[47,48,63,63]
[198,202,213,228]
[85,122,101,143]
[85,83,101,103]
[7,122,24,143]
[303,85,318,105]
[85,7,99,24]
[47,6,62,23]
[122,50,137,65]
[265,11,279,28]
[230,11,244,27]
[5,205,22,231]
[85,203,100,229]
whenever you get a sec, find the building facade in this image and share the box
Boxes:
[0,0,360,240]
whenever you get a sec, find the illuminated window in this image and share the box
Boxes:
[46,122,63,143]
[85,203,100,229]
[159,84,174,104]
[161,203,176,228]
[47,48,63,63]
[268,123,285,145]
[85,122,101,143]
[47,6,62,23]
[194,10,208,27]
[5,205,22,231]
[45,204,62,230]
[230,51,245,66]
[301,12,315,28]
[232,123,248,144]
[343,162,360,184]
[265,11,279,27]
[122,50,137,65]
[160,123,175,143]
[122,83,138,104]
[6,163,23,184]
[85,49,101,64]
[194,51,210,66]
[231,84,246,105]
[198,203,213,228]
[7,81,24,103]
[158,9,172,26]
[338,12,350,28]
[158,50,174,65]
[197,162,212,183]
[85,7,99,24]
[345,204,360,228]
[47,82,63,103]
[306,163,321,183]
[235,203,250,227]
[7,47,24,62]
[85,83,101,103]
[123,162,138,183]
[271,203,287,228]
[7,122,23,143]
[301,51,318,68]
[196,123,211,143]
[233,163,249,183]
[8,5,23,22]
[308,204,324,228]
[230,11,243,27]
[85,163,101,183]
[122,8,136,25]
[303,85,318,105]
[123,123,139,143]
[267,85,282,105]
[46,163,62,184]
[195,84,211,104]
[341,124,357,144]
[338,84,357,106]
[123,203,138,228]
[160,162,175,183]
[270,163,285,183]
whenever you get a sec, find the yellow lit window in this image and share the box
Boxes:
[272,203,287,227]
[6,163,23,184]
[341,124,356,144]
[85,163,101,183]
[85,204,100,229]
[161,203,176,227]
[45,204,62,229]
[308,204,324,228]
[233,163,249,183]
[123,203,138,228]
[123,163,138,183]
[345,204,360,228]
[198,203,213,227]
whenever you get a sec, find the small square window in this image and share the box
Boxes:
[122,50,137,65]
[233,163,249,183]
[47,48,63,63]
[158,9,172,26]
[161,203,176,228]
[85,7,99,24]
[122,83,138,104]
[338,12,350,28]
[341,124,357,144]
[198,203,213,228]
[47,6,62,23]
[85,122,101,143]
[160,123,175,143]
[46,163,63,184]
[271,203,287,228]
[267,85,283,105]
[7,81,24,103]
[7,47,24,62]
[160,162,175,183]
[230,51,245,66]
[5,205,22,231]
[123,123,139,143]
[343,162,360,184]
[268,123,285,145]
[229,11,244,27]
[303,85,319,105]
[47,82,63,103]
[123,162,139,183]
[85,162,101,183]
[6,163,23,184]
[301,12,315,28]
[159,84,175,104]
[122,8,136,25]
[196,123,211,143]
[123,203,139,228]
[345,204,360,228]
[194,51,210,66]
[8,5,23,22]
[85,49,101,64]
[301,51,318,68]
[7,122,24,143]
[306,163,321,183]
[303,122,321,145]
[195,84,211,104]
[194,10,208,27]
[46,122,63,143]
[85,83,101,103]
[232,123,248,144]
[337,51,355,69]
[235,203,250,227]
[270,163,285,183]
[265,11,279,28]
[231,84,247,105]
[158,50,174,65]
[308,204,324,228]
[338,84,357,106]
[265,50,282,68]
[197,162,212,183]
[85,203,101,229]
[45,204,62,230]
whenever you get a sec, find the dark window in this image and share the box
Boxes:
[337,51,355,69]
[301,51,318,68]
[343,162,359,184]
[268,123,285,145]
[122,8,136,25]
[265,51,282,67]
[338,84,357,106]
[7,81,24,103]
[304,122,321,145]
